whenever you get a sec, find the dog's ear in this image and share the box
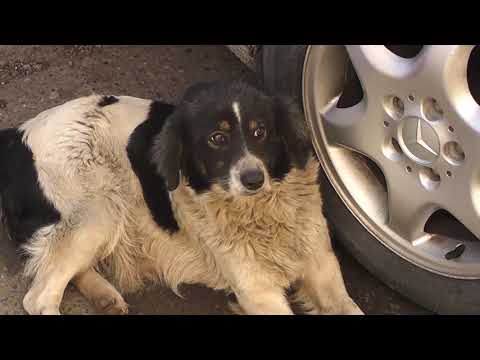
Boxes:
[180,81,220,103]
[274,96,312,169]
[151,111,184,192]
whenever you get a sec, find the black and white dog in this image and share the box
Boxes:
[0,80,363,315]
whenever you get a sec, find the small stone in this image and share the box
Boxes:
[68,61,73,67]
[0,99,7,109]
[49,89,59,100]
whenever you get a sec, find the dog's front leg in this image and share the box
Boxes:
[300,249,364,315]
[218,256,293,315]
[73,268,128,315]
[233,286,294,315]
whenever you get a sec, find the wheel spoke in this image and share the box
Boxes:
[447,202,480,243]
[320,96,386,161]
[415,45,472,94]
[345,45,416,94]
[415,45,480,132]
[438,169,480,242]
[385,166,437,242]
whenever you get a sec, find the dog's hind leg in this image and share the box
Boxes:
[73,268,128,315]
[22,216,113,315]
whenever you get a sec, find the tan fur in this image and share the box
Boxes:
[219,120,231,131]
[73,268,128,314]
[172,156,323,287]
[18,95,362,315]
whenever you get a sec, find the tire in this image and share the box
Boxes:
[261,45,480,314]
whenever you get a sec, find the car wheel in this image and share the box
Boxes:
[262,45,480,314]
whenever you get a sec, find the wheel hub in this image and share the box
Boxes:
[398,116,440,166]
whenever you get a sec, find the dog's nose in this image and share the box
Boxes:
[240,169,265,191]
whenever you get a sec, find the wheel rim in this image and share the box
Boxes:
[303,45,480,279]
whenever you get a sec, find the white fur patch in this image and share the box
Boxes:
[232,101,241,124]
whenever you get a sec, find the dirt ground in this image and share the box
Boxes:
[0,45,431,315]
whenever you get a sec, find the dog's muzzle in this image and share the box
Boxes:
[229,152,269,196]
[240,169,264,191]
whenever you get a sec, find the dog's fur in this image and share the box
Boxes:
[0,81,362,315]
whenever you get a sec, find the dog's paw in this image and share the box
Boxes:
[330,299,364,315]
[340,298,364,315]
[344,303,364,315]
[228,301,246,315]
[307,299,364,316]
[23,290,61,315]
[94,294,129,315]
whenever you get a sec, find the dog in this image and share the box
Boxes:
[0,80,363,315]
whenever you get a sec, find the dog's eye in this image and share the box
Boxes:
[253,126,266,139]
[210,132,228,146]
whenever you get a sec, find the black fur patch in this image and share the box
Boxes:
[0,128,61,248]
[98,95,119,107]
[268,144,292,181]
[149,81,314,195]
[127,101,180,233]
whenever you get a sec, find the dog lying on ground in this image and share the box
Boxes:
[0,80,363,315]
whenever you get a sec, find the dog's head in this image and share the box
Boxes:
[151,81,312,196]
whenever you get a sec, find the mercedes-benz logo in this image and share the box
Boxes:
[398,117,440,165]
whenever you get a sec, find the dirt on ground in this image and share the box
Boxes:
[0,45,431,315]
